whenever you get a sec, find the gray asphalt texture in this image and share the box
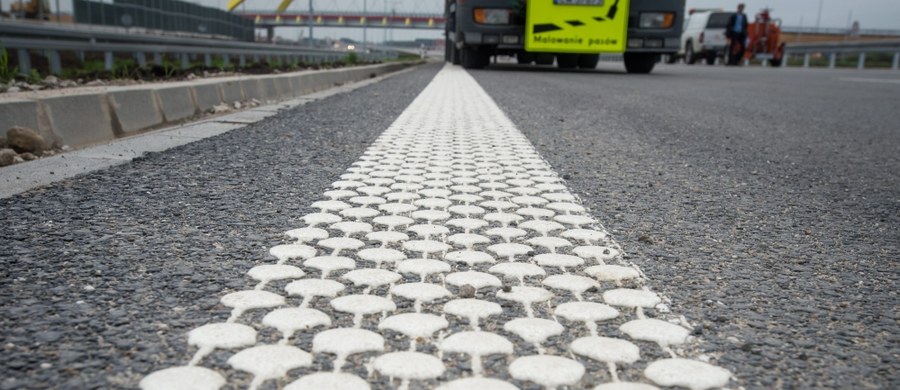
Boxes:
[471,63,899,389]
[0,64,442,389]
[1,61,897,389]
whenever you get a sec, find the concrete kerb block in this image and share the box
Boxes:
[292,73,315,95]
[219,80,243,105]
[192,82,224,113]
[107,89,165,135]
[0,99,58,149]
[41,93,116,147]
[240,79,264,101]
[257,77,281,101]
[271,75,295,99]
[154,85,198,122]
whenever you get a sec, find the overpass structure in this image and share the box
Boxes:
[237,10,445,30]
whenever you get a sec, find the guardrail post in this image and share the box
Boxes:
[253,55,259,64]
[180,53,189,70]
[828,53,837,69]
[153,52,163,66]
[204,54,212,68]
[17,49,32,75]
[892,52,899,71]
[239,55,246,68]
[780,53,788,67]
[104,52,114,71]
[857,52,866,70]
[223,54,231,67]
[48,50,62,75]
[134,52,147,67]
[802,53,810,68]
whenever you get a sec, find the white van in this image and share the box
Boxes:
[677,10,734,65]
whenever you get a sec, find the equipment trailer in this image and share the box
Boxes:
[445,0,684,74]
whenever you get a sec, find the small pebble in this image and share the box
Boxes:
[459,284,476,298]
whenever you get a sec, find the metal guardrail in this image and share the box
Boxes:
[781,26,900,37]
[0,20,396,75]
[783,40,900,70]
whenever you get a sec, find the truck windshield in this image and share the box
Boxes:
[707,13,734,28]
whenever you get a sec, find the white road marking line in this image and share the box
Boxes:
[140,65,732,390]
[839,77,900,85]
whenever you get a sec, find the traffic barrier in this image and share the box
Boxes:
[0,62,416,150]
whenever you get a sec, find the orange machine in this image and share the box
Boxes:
[742,8,785,66]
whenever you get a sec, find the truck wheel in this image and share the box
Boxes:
[517,51,534,65]
[461,46,489,69]
[577,54,600,69]
[535,53,554,65]
[685,43,697,65]
[445,42,452,62]
[556,54,578,69]
[706,55,716,65]
[624,53,657,74]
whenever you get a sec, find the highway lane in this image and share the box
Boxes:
[0,65,443,389]
[0,61,896,389]
[471,62,899,388]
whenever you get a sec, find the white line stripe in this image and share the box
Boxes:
[839,77,900,85]
[140,64,732,390]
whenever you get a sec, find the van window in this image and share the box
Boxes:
[707,13,733,28]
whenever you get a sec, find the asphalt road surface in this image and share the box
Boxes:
[0,61,897,389]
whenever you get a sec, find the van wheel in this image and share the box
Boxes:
[685,43,697,65]
[624,53,657,74]
[577,54,600,69]
[557,54,578,69]
[461,46,489,69]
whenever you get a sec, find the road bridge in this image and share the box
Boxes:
[237,10,445,30]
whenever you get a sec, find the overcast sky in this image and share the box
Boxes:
[59,0,900,42]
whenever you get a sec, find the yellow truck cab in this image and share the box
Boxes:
[445,0,685,74]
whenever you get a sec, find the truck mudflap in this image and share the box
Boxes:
[525,0,630,54]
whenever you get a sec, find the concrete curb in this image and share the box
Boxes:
[0,63,423,199]
[0,62,414,150]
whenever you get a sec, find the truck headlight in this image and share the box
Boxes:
[639,13,675,29]
[474,8,511,25]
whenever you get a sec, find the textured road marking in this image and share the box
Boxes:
[141,65,732,389]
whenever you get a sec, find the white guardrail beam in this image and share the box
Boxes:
[782,40,900,70]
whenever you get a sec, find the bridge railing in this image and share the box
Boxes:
[780,26,900,37]
[0,19,396,75]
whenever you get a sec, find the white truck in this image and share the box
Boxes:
[676,9,734,65]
